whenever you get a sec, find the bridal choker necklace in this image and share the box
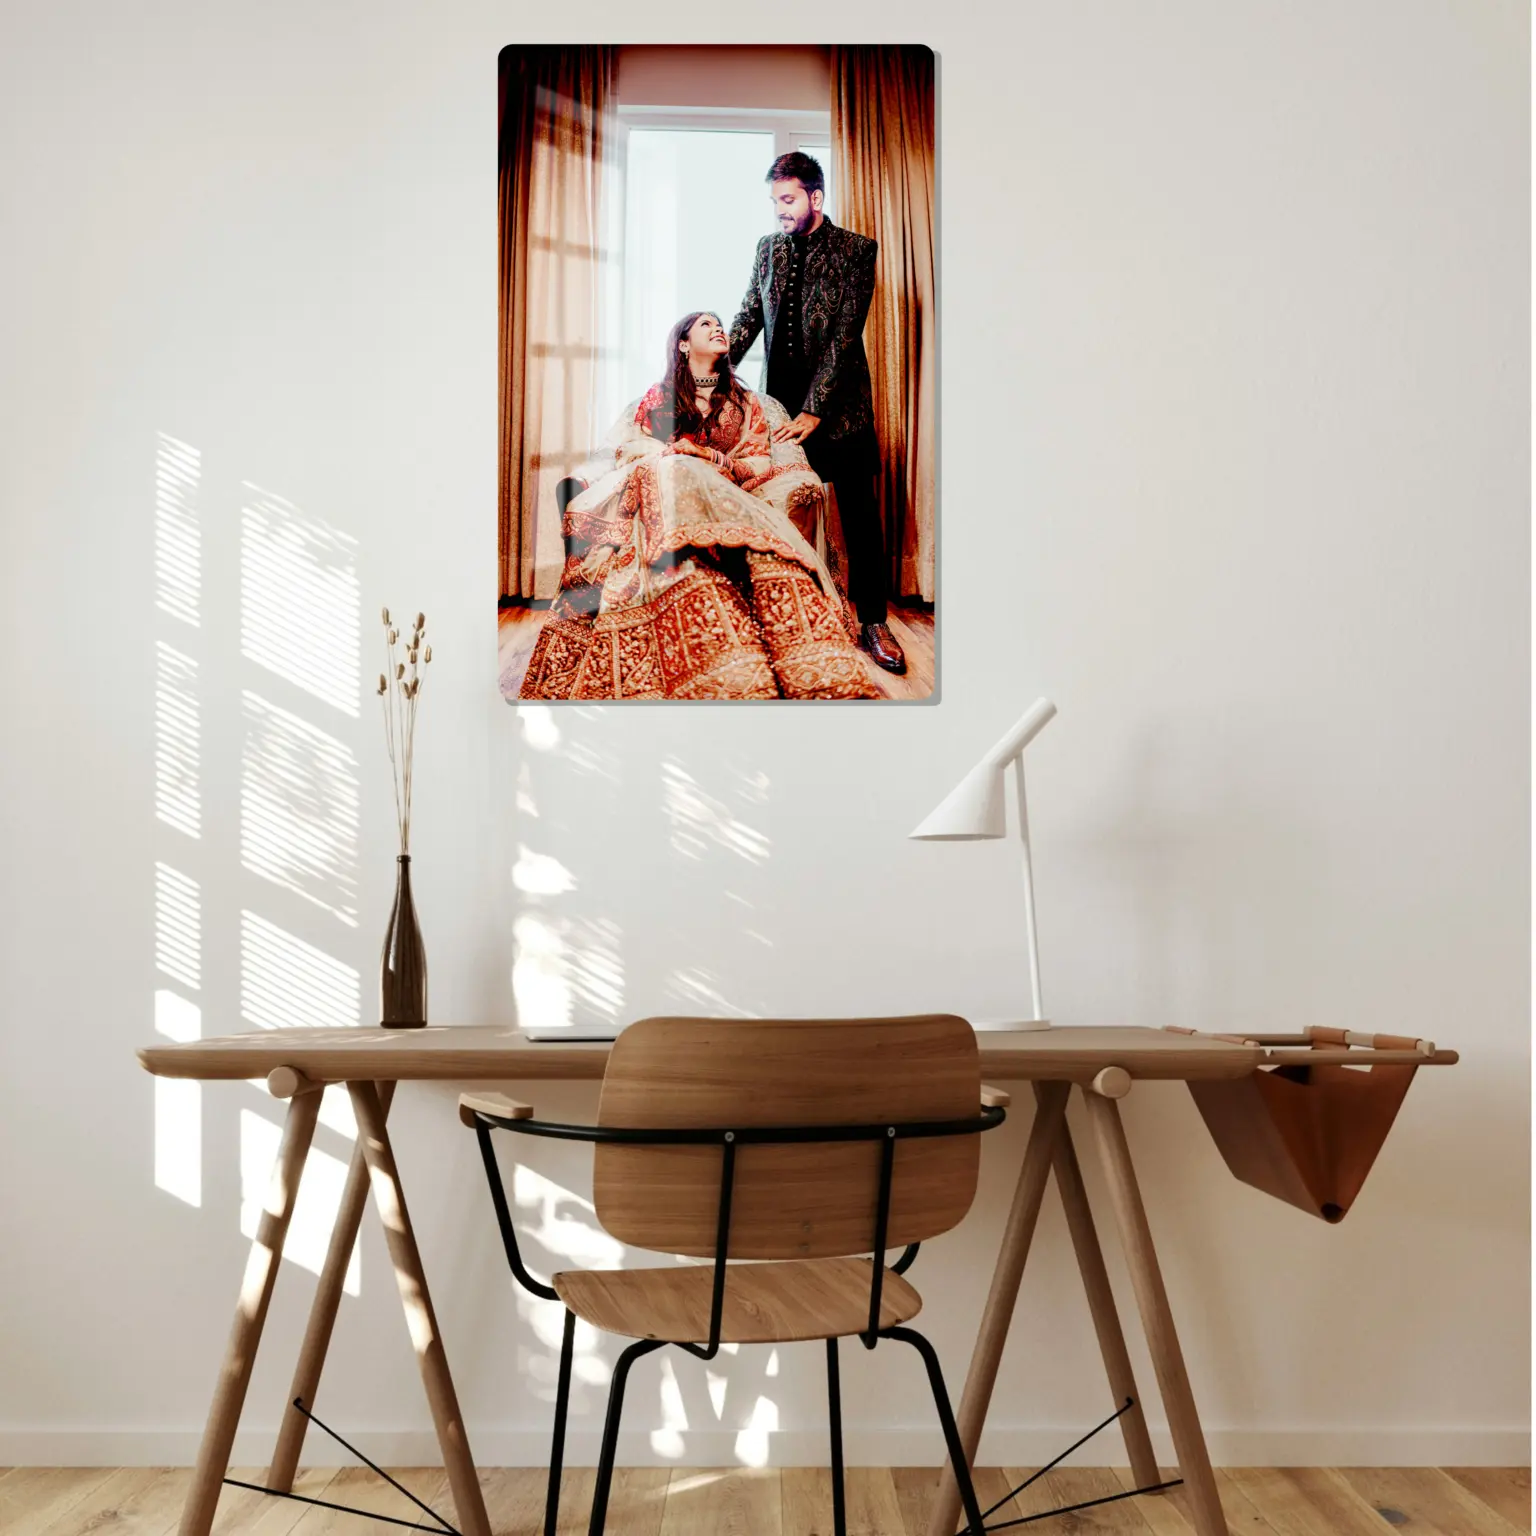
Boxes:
[690,373,719,388]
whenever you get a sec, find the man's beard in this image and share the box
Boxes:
[780,208,815,236]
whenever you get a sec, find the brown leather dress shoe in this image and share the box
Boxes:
[860,621,907,674]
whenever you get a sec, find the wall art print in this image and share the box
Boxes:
[497,44,936,702]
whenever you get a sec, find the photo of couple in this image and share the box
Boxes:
[498,46,936,701]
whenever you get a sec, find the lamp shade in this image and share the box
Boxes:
[908,698,1057,840]
[908,761,1006,839]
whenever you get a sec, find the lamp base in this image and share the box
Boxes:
[971,1017,1052,1033]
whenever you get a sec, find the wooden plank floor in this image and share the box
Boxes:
[1,1465,1526,1535]
[498,600,936,702]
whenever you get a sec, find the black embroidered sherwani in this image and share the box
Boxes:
[728,218,889,622]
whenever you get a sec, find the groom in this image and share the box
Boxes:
[727,151,906,674]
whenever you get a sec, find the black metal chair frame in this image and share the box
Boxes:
[468,1102,1008,1536]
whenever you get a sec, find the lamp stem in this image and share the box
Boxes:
[1013,754,1045,1022]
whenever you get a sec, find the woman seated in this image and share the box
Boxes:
[519,311,879,701]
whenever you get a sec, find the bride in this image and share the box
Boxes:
[519,311,880,700]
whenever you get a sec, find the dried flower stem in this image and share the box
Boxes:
[378,607,430,853]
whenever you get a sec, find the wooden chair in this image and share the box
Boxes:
[462,1014,1008,1536]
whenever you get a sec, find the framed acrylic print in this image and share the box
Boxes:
[497,45,936,702]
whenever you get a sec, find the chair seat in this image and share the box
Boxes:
[553,1256,923,1345]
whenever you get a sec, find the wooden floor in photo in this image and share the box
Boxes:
[498,601,936,702]
[2,1464,1527,1535]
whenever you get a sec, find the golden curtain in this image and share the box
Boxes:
[832,45,937,603]
[499,47,614,600]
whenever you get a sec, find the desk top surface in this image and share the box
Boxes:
[138,1023,1263,1084]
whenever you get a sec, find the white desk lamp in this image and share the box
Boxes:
[909,698,1057,1031]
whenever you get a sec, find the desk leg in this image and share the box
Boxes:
[348,1081,492,1536]
[1042,1086,1160,1491]
[178,1085,322,1536]
[1082,1088,1229,1536]
[267,1080,397,1491]
[926,1081,1070,1536]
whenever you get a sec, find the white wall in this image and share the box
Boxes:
[1,0,1527,1470]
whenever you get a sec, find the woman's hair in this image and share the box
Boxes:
[649,311,742,442]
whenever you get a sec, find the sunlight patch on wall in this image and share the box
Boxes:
[155,644,201,838]
[241,692,360,926]
[735,768,771,805]
[517,704,561,752]
[650,1354,688,1459]
[152,429,203,1209]
[516,762,539,818]
[316,1084,358,1138]
[507,1161,616,1396]
[153,866,202,1208]
[734,1394,779,1468]
[154,1078,202,1207]
[155,987,200,1043]
[240,911,359,1032]
[513,913,572,1031]
[241,486,360,716]
[567,916,623,1022]
[563,738,621,783]
[240,1109,360,1292]
[155,433,201,627]
[153,986,202,1207]
[155,864,201,990]
[663,966,756,1017]
[513,1161,625,1274]
[513,846,577,896]
[513,912,625,1032]
[661,760,770,864]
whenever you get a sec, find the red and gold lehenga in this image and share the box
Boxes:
[519,385,879,700]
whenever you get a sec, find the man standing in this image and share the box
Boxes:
[728,151,906,674]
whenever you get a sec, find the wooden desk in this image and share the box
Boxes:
[139,1024,1443,1536]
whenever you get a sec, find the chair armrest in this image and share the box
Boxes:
[980,1085,1012,1109]
[459,1091,534,1128]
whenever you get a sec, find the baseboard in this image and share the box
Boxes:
[0,1424,1527,1468]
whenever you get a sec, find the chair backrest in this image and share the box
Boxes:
[592,1015,982,1261]
[758,393,814,472]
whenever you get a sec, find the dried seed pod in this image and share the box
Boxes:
[381,607,391,625]
[424,645,432,663]
[388,628,398,645]
[377,674,387,694]
[415,612,425,629]
[396,663,405,679]
[408,648,418,664]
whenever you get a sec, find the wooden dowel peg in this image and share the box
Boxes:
[1306,1026,1350,1046]
[1090,1066,1132,1099]
[267,1066,320,1100]
[1259,1048,1441,1067]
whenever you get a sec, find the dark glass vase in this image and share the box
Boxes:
[380,854,427,1028]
